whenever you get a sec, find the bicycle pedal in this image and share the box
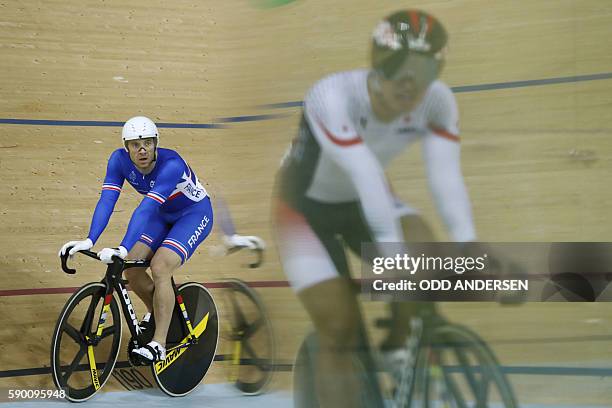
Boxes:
[134,355,154,366]
[128,354,148,367]
[129,348,155,366]
[127,338,151,367]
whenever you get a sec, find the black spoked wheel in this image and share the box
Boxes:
[151,282,219,397]
[51,282,122,402]
[418,324,518,408]
[220,278,275,395]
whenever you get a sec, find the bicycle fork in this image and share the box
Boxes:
[395,317,423,408]
[395,318,453,408]
[85,289,115,391]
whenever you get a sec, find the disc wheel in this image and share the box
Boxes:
[151,282,219,397]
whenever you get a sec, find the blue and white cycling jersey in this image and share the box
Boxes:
[87,148,211,256]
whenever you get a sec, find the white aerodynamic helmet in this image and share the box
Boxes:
[121,116,159,143]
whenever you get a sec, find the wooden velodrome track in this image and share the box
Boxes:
[1,0,612,406]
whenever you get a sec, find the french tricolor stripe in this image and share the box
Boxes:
[163,239,188,260]
[146,192,166,204]
[140,234,154,244]
[102,184,121,192]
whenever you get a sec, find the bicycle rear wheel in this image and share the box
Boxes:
[151,282,219,397]
[418,324,518,408]
[220,278,275,395]
[50,282,122,402]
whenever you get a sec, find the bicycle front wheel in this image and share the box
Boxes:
[418,323,518,408]
[152,282,219,397]
[50,282,122,402]
[220,278,275,395]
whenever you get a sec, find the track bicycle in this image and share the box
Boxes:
[294,300,518,408]
[51,249,219,401]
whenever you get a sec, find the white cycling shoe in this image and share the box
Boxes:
[132,340,166,363]
[380,347,412,382]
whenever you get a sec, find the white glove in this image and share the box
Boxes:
[59,238,93,257]
[97,246,128,264]
[222,234,266,251]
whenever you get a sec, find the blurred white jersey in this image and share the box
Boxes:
[279,69,475,244]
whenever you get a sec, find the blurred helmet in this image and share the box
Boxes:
[122,116,159,143]
[371,10,448,83]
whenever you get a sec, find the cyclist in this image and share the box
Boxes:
[59,116,262,364]
[275,10,477,407]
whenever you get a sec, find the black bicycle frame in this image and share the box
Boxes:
[60,249,192,350]
[104,258,149,344]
